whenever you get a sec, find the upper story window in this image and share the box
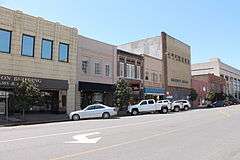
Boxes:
[0,29,11,54]
[126,64,135,79]
[137,66,141,79]
[105,65,110,77]
[59,42,69,62]
[82,61,88,74]
[95,63,101,75]
[41,39,53,60]
[21,34,35,57]
[145,71,149,80]
[120,62,124,77]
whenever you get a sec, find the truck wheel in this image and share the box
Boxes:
[174,106,180,112]
[184,105,189,111]
[131,109,139,116]
[161,107,168,114]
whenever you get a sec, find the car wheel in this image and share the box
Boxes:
[184,105,189,111]
[161,107,168,114]
[174,106,180,112]
[72,114,80,121]
[131,109,139,116]
[102,112,110,119]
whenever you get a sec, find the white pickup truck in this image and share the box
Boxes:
[128,99,171,115]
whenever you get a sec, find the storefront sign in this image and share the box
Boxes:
[0,74,69,90]
[171,78,189,84]
[144,87,165,95]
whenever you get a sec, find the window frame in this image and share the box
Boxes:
[41,38,53,60]
[0,28,12,54]
[58,42,69,62]
[95,62,101,75]
[119,62,124,77]
[105,64,110,77]
[82,60,88,74]
[21,34,35,57]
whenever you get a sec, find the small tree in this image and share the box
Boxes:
[113,79,132,110]
[189,88,198,101]
[206,91,216,102]
[14,79,43,119]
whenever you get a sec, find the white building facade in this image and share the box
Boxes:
[192,58,240,99]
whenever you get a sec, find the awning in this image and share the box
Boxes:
[78,81,114,92]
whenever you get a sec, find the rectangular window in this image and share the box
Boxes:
[105,65,110,76]
[126,64,131,78]
[0,29,11,53]
[59,42,69,62]
[21,34,35,57]
[95,63,101,74]
[120,62,124,77]
[41,39,53,60]
[82,61,88,74]
[131,64,135,79]
[137,66,141,79]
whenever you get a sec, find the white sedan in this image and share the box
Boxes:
[69,104,117,120]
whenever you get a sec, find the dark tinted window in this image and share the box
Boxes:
[41,39,53,60]
[21,34,35,57]
[140,101,147,105]
[95,105,105,109]
[164,101,168,103]
[86,106,95,110]
[158,101,162,103]
[59,42,69,62]
[148,100,154,104]
[0,29,11,53]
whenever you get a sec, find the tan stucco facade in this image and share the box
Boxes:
[143,54,164,89]
[0,6,78,113]
[164,33,191,89]
[77,35,116,108]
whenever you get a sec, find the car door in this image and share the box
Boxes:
[139,100,148,112]
[94,105,106,117]
[147,100,155,111]
[82,105,96,118]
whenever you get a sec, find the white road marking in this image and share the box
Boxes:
[65,132,101,144]
[0,118,166,143]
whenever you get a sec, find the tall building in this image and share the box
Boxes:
[118,32,192,100]
[77,35,116,109]
[192,58,240,99]
[0,6,78,115]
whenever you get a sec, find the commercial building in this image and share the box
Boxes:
[118,32,192,100]
[192,58,240,99]
[0,6,78,115]
[116,49,144,104]
[143,54,165,100]
[77,36,116,109]
[192,74,226,106]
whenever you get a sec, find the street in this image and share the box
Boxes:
[1,105,240,160]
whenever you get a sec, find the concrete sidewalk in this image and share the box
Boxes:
[0,113,68,127]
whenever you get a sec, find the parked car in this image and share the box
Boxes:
[128,99,171,115]
[171,100,191,112]
[224,100,234,106]
[69,104,117,121]
[207,100,225,108]
[156,100,172,114]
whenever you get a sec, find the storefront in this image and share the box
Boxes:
[79,81,114,109]
[144,87,165,100]
[0,74,69,115]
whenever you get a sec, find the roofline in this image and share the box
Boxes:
[78,35,116,47]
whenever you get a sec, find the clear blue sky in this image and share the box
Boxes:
[0,0,239,69]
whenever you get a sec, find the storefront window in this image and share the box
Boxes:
[0,29,11,54]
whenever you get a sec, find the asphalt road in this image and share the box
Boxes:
[1,105,240,160]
